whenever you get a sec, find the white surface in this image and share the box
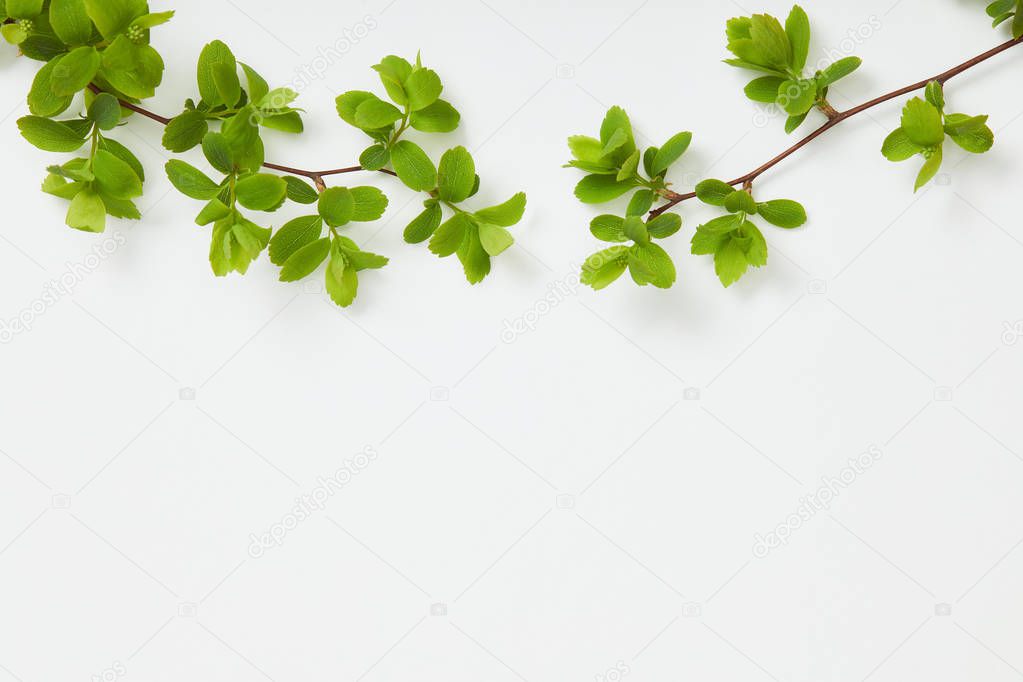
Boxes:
[2,0,1023,680]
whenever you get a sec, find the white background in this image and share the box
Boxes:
[2,0,1023,680]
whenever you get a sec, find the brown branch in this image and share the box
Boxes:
[88,84,398,185]
[651,36,1023,218]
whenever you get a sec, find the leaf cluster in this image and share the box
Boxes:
[690,180,806,287]
[568,106,691,291]
[986,0,1023,38]
[882,81,994,191]
[726,6,861,133]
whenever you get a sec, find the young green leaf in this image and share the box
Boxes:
[279,238,331,282]
[390,141,437,192]
[319,187,355,227]
[66,188,106,233]
[17,116,87,152]
[165,160,220,200]
[269,215,322,265]
[475,193,527,227]
[404,203,443,244]
[756,199,807,228]
[437,146,476,203]
[235,174,287,211]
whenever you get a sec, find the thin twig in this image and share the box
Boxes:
[650,36,1023,217]
[88,84,399,185]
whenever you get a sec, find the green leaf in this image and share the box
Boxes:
[354,96,403,129]
[743,221,769,267]
[282,176,318,205]
[373,55,412,106]
[785,5,810,72]
[202,133,234,175]
[28,60,74,117]
[629,242,676,289]
[50,0,93,45]
[17,115,87,152]
[336,91,375,127]
[818,57,862,86]
[240,63,269,105]
[195,199,230,226]
[342,246,389,272]
[280,237,330,282]
[100,37,164,100]
[197,40,237,106]
[93,148,142,199]
[7,0,45,19]
[409,99,460,133]
[590,215,627,243]
[599,106,636,165]
[165,160,220,200]
[925,80,945,111]
[699,214,743,235]
[575,174,636,204]
[457,224,491,284]
[88,93,121,131]
[325,246,359,307]
[50,46,101,96]
[881,128,923,162]
[318,187,355,227]
[479,223,514,256]
[647,213,682,239]
[212,62,242,109]
[350,186,389,222]
[695,179,735,206]
[745,76,785,103]
[623,216,649,244]
[691,227,729,256]
[221,106,263,172]
[617,149,640,182]
[714,236,749,287]
[945,114,994,153]
[915,146,943,191]
[163,110,208,152]
[568,135,606,164]
[756,199,806,228]
[82,0,137,39]
[475,192,527,227]
[749,13,792,70]
[66,188,106,232]
[785,112,809,134]
[724,190,758,214]
[429,213,470,257]
[651,132,693,176]
[390,140,437,192]
[269,215,322,265]
[360,144,390,171]
[901,97,945,147]
[404,203,443,243]
[777,79,817,116]
[437,146,476,203]
[235,174,287,211]
[627,190,654,217]
[581,246,629,290]
[405,68,442,111]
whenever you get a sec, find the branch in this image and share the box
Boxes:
[651,36,1023,218]
[87,84,398,187]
